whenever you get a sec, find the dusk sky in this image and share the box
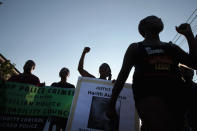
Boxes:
[0,0,197,86]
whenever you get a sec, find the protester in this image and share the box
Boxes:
[108,15,197,131]
[51,67,75,88]
[8,60,43,86]
[78,47,112,80]
[50,67,75,131]
[179,64,197,131]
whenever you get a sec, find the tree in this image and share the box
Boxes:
[0,60,16,80]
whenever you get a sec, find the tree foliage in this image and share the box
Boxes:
[0,60,16,80]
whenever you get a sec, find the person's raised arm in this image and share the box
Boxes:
[78,47,95,78]
[176,23,197,59]
[109,44,136,109]
[175,23,197,69]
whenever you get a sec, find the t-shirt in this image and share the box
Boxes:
[131,42,188,100]
[133,42,182,83]
[8,73,40,86]
[51,82,75,88]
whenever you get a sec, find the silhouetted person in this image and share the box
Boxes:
[8,60,41,86]
[179,65,197,131]
[51,67,75,88]
[50,67,75,131]
[108,15,197,131]
[78,47,112,80]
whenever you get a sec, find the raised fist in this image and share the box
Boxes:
[176,23,192,36]
[83,47,90,53]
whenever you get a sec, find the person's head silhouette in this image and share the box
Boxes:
[99,63,111,80]
[59,67,70,81]
[23,60,36,74]
[8,59,41,86]
[138,15,164,38]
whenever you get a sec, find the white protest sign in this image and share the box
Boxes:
[66,77,139,131]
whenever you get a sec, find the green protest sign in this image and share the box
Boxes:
[0,81,75,130]
[0,81,74,118]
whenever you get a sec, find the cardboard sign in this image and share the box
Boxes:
[66,77,139,131]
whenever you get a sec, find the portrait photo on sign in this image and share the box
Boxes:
[87,96,121,131]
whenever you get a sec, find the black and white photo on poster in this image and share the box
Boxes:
[87,96,121,131]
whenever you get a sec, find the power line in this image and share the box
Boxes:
[192,23,197,33]
[179,23,197,48]
[174,15,197,44]
[187,9,197,23]
[178,38,186,47]
[171,9,196,42]
[189,15,197,24]
[171,9,197,44]
[174,35,181,44]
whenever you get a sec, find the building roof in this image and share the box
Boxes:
[0,53,20,75]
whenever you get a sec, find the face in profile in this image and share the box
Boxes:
[23,60,35,73]
[99,63,111,77]
[31,65,35,72]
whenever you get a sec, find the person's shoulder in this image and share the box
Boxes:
[164,41,179,48]
[51,82,59,87]
[31,74,39,78]
[66,82,75,88]
[127,42,143,55]
[31,74,40,82]
[129,42,140,49]
[8,74,22,81]
[126,43,139,54]
[8,75,17,80]
[165,41,185,52]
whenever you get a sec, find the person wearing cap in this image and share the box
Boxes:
[8,60,41,86]
[108,15,197,131]
[78,47,112,80]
